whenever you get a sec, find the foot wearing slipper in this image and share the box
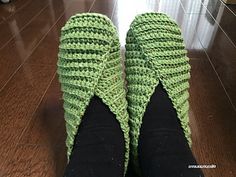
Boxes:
[57,13,130,176]
[138,83,204,177]
[125,12,203,176]
[64,96,125,177]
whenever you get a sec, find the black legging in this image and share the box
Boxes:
[63,95,125,177]
[63,84,204,177]
[138,83,204,177]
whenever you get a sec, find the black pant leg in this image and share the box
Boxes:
[138,83,204,177]
[64,96,125,177]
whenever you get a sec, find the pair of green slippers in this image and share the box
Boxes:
[57,12,191,175]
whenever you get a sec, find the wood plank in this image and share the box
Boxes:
[187,12,236,108]
[25,0,95,66]
[1,144,67,177]
[0,64,56,169]
[0,0,96,175]
[0,0,51,49]
[217,3,236,46]
[190,58,236,177]
[18,76,66,147]
[222,0,236,4]
[228,4,236,14]
[0,0,71,90]
[0,0,31,23]
[13,0,104,155]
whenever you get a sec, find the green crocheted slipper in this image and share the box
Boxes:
[125,12,191,173]
[57,13,130,174]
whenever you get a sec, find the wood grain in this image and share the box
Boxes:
[0,64,56,168]
[0,0,32,23]
[190,57,236,177]
[0,0,71,90]
[18,76,66,147]
[1,144,67,177]
[0,0,50,48]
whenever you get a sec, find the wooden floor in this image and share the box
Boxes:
[0,0,236,176]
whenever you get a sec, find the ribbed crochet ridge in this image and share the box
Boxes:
[57,13,130,174]
[125,12,191,172]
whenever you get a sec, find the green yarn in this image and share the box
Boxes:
[125,12,192,173]
[57,13,130,174]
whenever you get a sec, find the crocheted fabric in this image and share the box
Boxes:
[125,12,191,173]
[57,13,130,174]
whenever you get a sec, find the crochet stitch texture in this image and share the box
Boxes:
[57,13,130,173]
[125,12,192,171]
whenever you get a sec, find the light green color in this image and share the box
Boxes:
[125,12,192,173]
[57,13,130,174]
